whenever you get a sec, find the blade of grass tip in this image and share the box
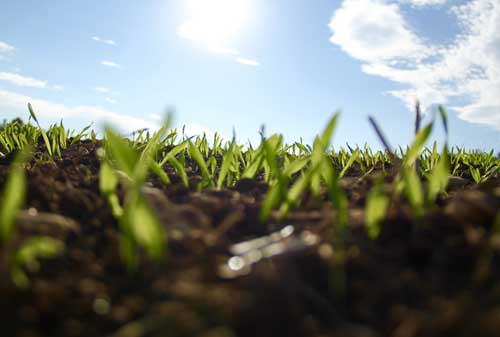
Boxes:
[415,101,422,175]
[427,148,450,203]
[368,116,393,157]
[134,120,170,184]
[105,128,139,177]
[150,161,171,185]
[339,149,360,179]
[28,103,53,156]
[438,106,449,142]
[320,113,340,150]
[282,156,310,178]
[168,157,189,187]
[217,142,235,189]
[188,141,214,187]
[159,141,188,166]
[405,122,433,168]
[415,100,421,136]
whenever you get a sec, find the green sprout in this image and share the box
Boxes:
[0,147,65,288]
[10,236,65,289]
[100,118,171,269]
[28,103,53,156]
[0,149,30,244]
[365,178,390,240]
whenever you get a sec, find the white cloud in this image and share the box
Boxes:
[236,58,260,66]
[92,36,116,46]
[400,0,447,6]
[100,60,121,68]
[182,123,216,140]
[0,71,63,91]
[0,72,48,88]
[149,113,162,121]
[329,0,432,62]
[329,0,500,130]
[94,87,120,96]
[105,97,117,104]
[0,41,15,52]
[0,41,15,61]
[0,90,154,133]
[95,87,111,94]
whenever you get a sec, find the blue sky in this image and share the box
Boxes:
[0,0,499,150]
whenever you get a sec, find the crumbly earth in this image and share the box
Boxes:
[0,140,499,337]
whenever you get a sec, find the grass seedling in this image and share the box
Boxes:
[28,103,53,157]
[0,147,65,288]
[365,177,390,240]
[217,139,236,189]
[10,236,65,289]
[100,118,171,269]
[0,149,30,244]
[188,139,215,189]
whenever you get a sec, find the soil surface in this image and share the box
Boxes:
[1,140,500,337]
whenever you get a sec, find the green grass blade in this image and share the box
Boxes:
[365,182,389,240]
[405,122,433,167]
[168,157,189,187]
[260,183,282,222]
[339,149,360,178]
[320,113,339,150]
[188,141,214,187]
[150,161,171,185]
[0,149,30,244]
[217,142,235,189]
[129,196,166,261]
[438,106,449,138]
[105,129,139,177]
[28,103,52,156]
[12,236,64,288]
[427,148,450,202]
[403,166,424,216]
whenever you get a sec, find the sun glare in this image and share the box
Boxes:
[179,0,251,53]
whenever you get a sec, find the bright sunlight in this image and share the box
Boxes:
[178,0,251,54]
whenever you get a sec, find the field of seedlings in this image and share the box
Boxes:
[1,104,500,337]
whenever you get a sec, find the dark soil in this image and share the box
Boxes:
[1,140,500,337]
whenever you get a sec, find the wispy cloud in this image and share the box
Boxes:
[0,41,15,60]
[0,90,153,133]
[0,89,214,137]
[0,72,48,88]
[149,113,162,121]
[329,0,500,130]
[95,87,111,94]
[401,0,447,6]
[0,71,63,90]
[182,123,216,140]
[236,58,260,66]
[0,41,15,53]
[94,87,120,97]
[100,60,121,68]
[105,97,117,104]
[92,36,116,46]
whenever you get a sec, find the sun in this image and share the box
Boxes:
[178,0,251,53]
